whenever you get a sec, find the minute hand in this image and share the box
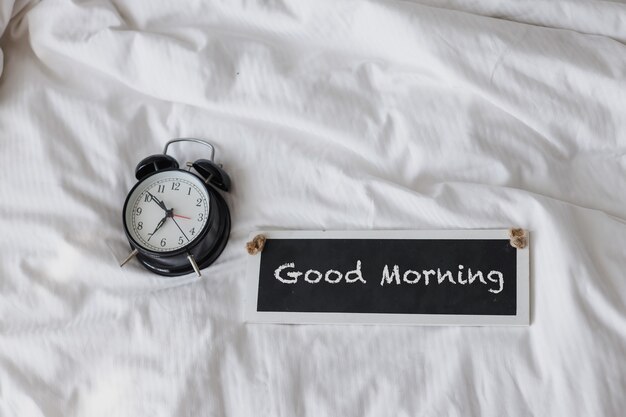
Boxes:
[146,191,167,211]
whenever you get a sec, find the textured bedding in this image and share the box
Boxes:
[1,0,625,416]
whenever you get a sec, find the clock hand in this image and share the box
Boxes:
[171,216,190,242]
[173,214,191,220]
[146,191,168,211]
[147,215,167,241]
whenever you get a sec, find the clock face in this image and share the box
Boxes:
[124,170,210,253]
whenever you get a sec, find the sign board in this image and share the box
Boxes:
[245,230,529,326]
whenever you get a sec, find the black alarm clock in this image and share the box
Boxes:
[119,138,231,277]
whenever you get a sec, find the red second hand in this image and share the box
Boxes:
[173,214,191,220]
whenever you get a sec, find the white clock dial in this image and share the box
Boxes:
[124,170,210,252]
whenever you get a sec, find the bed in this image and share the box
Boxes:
[1,0,625,415]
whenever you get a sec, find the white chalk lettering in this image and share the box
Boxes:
[437,268,456,284]
[272,262,506,294]
[422,269,435,285]
[274,262,301,284]
[325,270,343,284]
[345,260,366,284]
[468,269,487,285]
[305,269,323,283]
[380,265,401,286]
[457,265,466,284]
[403,270,421,284]
[487,270,504,294]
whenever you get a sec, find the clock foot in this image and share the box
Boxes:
[187,254,202,277]
[120,249,138,267]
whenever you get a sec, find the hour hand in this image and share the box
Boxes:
[146,191,167,211]
[147,216,167,241]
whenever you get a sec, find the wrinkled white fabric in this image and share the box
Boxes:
[0,0,25,77]
[1,0,625,416]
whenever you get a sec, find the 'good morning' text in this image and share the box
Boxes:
[274,260,504,294]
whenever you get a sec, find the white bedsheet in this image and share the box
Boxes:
[1,0,625,415]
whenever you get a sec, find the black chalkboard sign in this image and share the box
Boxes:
[245,230,529,326]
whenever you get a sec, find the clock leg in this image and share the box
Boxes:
[187,254,202,277]
[120,249,139,267]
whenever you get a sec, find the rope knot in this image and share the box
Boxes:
[246,234,267,255]
[508,228,528,249]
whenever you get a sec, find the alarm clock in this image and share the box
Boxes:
[120,138,231,277]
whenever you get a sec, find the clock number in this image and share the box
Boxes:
[160,238,167,247]
[137,222,143,230]
[190,228,196,236]
[171,182,180,191]
[178,236,184,245]
[197,213,204,222]
[136,207,142,215]
[187,187,191,195]
[157,185,165,193]
[196,198,202,207]
[144,194,152,202]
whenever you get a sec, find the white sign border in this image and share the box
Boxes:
[244,230,530,326]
